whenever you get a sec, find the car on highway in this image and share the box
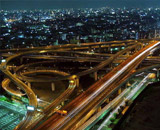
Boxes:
[56,110,68,116]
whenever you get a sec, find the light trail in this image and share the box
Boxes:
[98,74,151,130]
[51,42,160,129]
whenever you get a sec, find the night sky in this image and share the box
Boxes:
[1,0,160,10]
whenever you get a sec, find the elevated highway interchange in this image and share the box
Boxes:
[0,39,160,130]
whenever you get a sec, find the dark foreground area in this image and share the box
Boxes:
[118,81,160,130]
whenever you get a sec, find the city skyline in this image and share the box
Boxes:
[1,0,160,10]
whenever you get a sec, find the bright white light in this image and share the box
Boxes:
[153,68,157,71]
[27,106,35,111]
[1,59,6,63]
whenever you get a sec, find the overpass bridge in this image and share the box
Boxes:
[0,39,160,130]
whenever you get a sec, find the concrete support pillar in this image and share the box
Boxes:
[76,78,84,95]
[77,40,80,45]
[94,71,98,81]
[107,45,111,52]
[105,98,110,103]
[27,82,31,88]
[126,52,130,56]
[135,47,138,52]
[99,45,102,53]
[126,82,131,88]
[20,57,23,64]
[125,84,128,88]
[97,106,102,112]
[76,78,79,88]
[51,82,55,91]
[109,64,113,69]
[70,51,74,57]
[89,46,92,52]
[118,88,122,95]
[70,47,73,51]
[61,101,64,106]
[124,42,128,47]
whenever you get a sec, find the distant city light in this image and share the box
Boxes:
[18,35,24,38]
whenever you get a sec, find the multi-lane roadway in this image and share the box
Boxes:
[26,41,159,130]
[0,39,159,130]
